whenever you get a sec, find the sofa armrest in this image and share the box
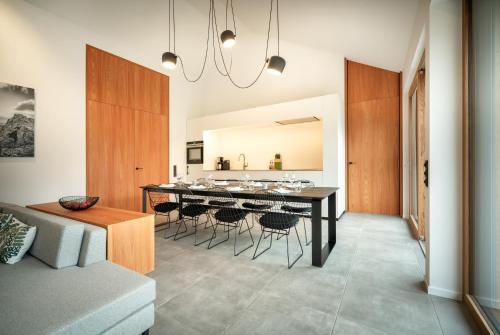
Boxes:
[79,224,107,267]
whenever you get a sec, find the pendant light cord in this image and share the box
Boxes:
[177,0,212,82]
[171,0,277,88]
[211,0,273,89]
[168,0,171,51]
[277,0,279,56]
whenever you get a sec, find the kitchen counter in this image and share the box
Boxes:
[203,169,323,172]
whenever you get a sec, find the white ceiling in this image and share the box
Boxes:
[25,0,420,72]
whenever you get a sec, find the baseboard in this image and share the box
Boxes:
[427,285,461,300]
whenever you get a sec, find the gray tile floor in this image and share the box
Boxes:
[148,212,479,335]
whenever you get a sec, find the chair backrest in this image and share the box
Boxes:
[252,189,286,213]
[147,190,174,210]
[207,187,238,209]
[175,185,206,207]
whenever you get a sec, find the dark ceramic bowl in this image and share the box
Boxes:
[58,196,99,211]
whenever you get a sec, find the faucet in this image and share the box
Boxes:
[238,153,248,170]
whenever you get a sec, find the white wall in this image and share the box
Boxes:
[0,0,203,205]
[204,122,323,171]
[426,0,462,300]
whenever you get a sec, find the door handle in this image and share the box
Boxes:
[424,160,429,187]
[135,167,143,170]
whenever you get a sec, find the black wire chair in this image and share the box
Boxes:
[252,189,304,269]
[147,190,179,236]
[207,188,254,256]
[281,180,314,245]
[173,186,213,246]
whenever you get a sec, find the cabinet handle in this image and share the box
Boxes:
[348,161,355,165]
[136,167,143,170]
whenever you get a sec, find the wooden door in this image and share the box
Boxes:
[87,101,136,209]
[346,60,401,215]
[134,111,169,212]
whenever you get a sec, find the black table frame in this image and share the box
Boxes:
[141,185,337,267]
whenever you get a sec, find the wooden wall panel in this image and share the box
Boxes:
[346,60,401,215]
[87,101,136,210]
[86,45,169,212]
[86,45,134,108]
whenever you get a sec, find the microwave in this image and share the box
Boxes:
[186,141,203,164]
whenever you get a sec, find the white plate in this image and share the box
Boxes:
[214,181,229,186]
[273,188,293,194]
[226,186,244,192]
[250,182,263,187]
[189,185,206,190]
[159,184,175,188]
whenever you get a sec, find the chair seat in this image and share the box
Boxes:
[154,202,178,213]
[209,200,236,207]
[281,204,311,214]
[242,202,272,211]
[183,197,205,204]
[259,212,300,230]
[214,208,247,223]
[181,204,208,217]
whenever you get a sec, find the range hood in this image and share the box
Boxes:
[275,116,320,125]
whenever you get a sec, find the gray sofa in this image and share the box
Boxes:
[0,202,155,335]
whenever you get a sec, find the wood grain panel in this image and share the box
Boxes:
[346,60,401,215]
[347,97,400,215]
[86,45,134,108]
[347,61,400,103]
[87,100,136,210]
[87,45,169,212]
[107,215,154,274]
[133,64,152,112]
[134,111,169,212]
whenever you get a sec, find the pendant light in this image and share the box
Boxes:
[266,55,286,76]
[220,0,236,48]
[266,0,285,76]
[161,0,285,88]
[162,0,178,69]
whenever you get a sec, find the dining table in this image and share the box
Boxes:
[140,182,338,267]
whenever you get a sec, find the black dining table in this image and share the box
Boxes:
[140,183,338,267]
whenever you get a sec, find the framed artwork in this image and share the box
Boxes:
[0,82,35,157]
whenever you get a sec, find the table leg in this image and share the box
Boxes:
[311,199,322,266]
[142,189,147,213]
[328,192,337,248]
[311,193,337,267]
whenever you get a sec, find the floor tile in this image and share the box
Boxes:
[223,292,336,335]
[431,296,480,335]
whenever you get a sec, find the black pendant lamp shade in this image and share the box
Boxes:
[266,55,286,76]
[221,29,236,48]
[162,51,178,69]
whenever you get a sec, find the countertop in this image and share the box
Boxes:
[202,169,323,172]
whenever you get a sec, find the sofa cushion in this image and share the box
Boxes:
[0,218,37,264]
[0,213,14,228]
[78,223,106,267]
[0,256,156,335]
[1,206,84,269]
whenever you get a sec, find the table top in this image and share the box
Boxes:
[27,202,152,228]
[141,184,338,201]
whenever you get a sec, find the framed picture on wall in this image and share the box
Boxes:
[0,82,35,157]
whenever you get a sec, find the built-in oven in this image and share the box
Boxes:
[186,141,203,164]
